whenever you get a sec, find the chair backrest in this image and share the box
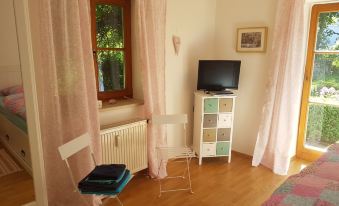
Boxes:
[58,133,96,190]
[152,114,188,147]
[58,133,92,160]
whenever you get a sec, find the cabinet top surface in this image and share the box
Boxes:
[195,91,237,98]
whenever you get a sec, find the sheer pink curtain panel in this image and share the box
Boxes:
[252,0,306,175]
[32,0,101,205]
[134,0,167,178]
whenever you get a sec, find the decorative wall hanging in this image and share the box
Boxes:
[172,35,181,55]
[236,27,268,52]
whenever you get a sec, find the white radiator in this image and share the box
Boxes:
[100,119,148,173]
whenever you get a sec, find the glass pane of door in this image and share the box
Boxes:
[303,11,339,151]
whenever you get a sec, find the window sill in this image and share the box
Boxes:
[99,98,144,112]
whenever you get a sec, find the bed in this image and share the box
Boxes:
[263,143,339,206]
[0,86,31,175]
[0,95,27,132]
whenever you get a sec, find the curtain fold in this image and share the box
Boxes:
[134,0,167,178]
[252,0,306,175]
[34,0,101,205]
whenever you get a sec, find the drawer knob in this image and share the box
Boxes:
[5,134,10,141]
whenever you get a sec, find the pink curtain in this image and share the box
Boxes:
[32,0,100,205]
[134,0,167,178]
[252,0,306,175]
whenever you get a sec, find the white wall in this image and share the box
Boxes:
[99,0,218,132]
[0,0,22,89]
[214,0,278,155]
[98,0,280,157]
[99,105,144,126]
[165,0,217,146]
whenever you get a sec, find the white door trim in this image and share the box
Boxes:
[13,0,48,205]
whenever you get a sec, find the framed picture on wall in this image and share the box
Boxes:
[236,27,268,52]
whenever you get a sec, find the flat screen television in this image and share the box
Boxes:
[197,60,241,91]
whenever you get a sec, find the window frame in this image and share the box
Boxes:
[90,0,132,101]
[297,3,339,161]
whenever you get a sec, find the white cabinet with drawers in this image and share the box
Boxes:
[193,91,236,165]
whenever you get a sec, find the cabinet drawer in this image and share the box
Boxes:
[202,143,216,156]
[8,134,31,166]
[203,114,218,128]
[17,137,31,166]
[204,98,218,113]
[219,98,233,112]
[216,142,230,156]
[218,114,232,128]
[217,128,231,141]
[203,129,216,142]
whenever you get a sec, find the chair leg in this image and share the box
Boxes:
[157,160,164,198]
[116,196,123,206]
[101,195,123,206]
[182,155,193,179]
[185,157,194,194]
[158,179,163,198]
[101,196,109,206]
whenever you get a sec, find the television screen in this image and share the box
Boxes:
[197,60,241,91]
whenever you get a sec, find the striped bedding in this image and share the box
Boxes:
[263,143,339,206]
[0,85,27,132]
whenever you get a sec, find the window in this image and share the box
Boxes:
[297,3,339,161]
[91,0,132,101]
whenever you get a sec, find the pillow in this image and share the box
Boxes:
[3,93,26,119]
[0,85,24,96]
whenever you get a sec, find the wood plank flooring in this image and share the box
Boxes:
[0,149,309,206]
[113,153,310,206]
[0,143,35,206]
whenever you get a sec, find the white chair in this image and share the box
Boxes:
[58,133,126,206]
[152,114,195,197]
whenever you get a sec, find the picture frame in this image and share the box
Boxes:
[236,27,268,52]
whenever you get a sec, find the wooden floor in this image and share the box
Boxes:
[0,143,35,206]
[0,150,309,206]
[112,153,310,206]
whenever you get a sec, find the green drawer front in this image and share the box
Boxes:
[216,142,230,156]
[204,98,218,113]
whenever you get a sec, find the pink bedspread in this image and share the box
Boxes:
[3,93,26,119]
[0,85,24,96]
[263,143,339,206]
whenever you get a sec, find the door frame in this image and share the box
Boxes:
[13,0,48,205]
[297,2,339,161]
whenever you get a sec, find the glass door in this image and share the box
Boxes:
[297,3,339,161]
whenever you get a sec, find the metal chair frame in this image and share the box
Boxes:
[152,114,195,197]
[58,133,124,206]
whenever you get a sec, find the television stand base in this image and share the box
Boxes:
[207,90,234,95]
